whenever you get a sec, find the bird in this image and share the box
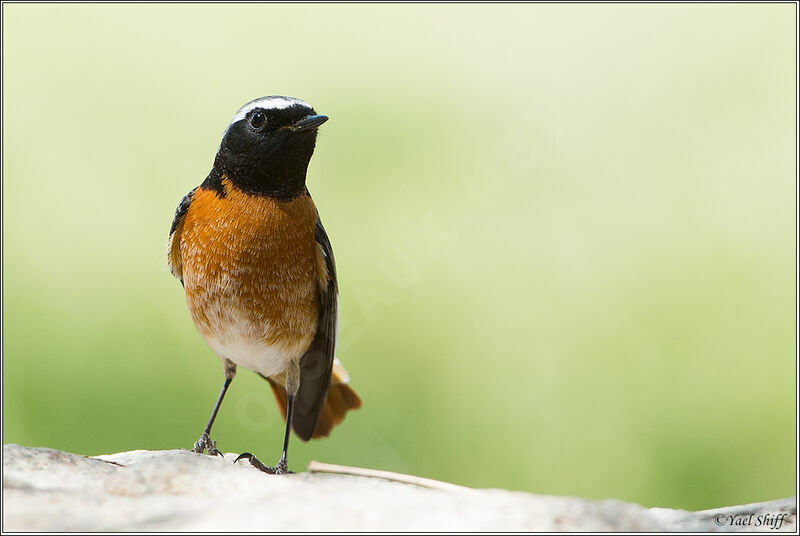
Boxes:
[166,96,361,474]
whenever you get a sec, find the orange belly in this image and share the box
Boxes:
[179,180,320,377]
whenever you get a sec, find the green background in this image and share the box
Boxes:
[2,4,795,510]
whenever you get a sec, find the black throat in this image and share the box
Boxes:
[203,129,317,200]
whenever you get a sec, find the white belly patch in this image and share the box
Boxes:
[200,318,308,378]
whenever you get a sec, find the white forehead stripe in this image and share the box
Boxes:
[230,96,312,124]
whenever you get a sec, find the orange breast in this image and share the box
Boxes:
[179,180,320,373]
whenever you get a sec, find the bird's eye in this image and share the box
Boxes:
[248,110,267,130]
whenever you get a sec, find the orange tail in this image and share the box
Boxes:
[268,360,361,440]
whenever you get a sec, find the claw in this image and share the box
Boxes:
[234,452,254,464]
[233,452,292,474]
[193,433,222,456]
[242,453,277,473]
[274,455,292,475]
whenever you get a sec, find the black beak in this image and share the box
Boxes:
[289,114,328,132]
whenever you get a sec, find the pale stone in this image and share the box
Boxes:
[2,445,795,532]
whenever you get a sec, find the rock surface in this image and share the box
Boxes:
[2,444,796,532]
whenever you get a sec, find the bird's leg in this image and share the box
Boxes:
[274,392,295,473]
[193,375,233,457]
[235,360,298,475]
[235,394,295,474]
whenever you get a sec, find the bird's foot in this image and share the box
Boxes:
[192,432,223,457]
[234,452,293,475]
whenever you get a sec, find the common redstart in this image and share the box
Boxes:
[167,96,360,474]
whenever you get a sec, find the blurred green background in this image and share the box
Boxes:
[2,4,795,510]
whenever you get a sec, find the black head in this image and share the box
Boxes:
[207,96,328,199]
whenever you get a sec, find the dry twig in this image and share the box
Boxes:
[307,461,471,492]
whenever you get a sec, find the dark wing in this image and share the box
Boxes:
[167,188,196,285]
[293,215,338,441]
